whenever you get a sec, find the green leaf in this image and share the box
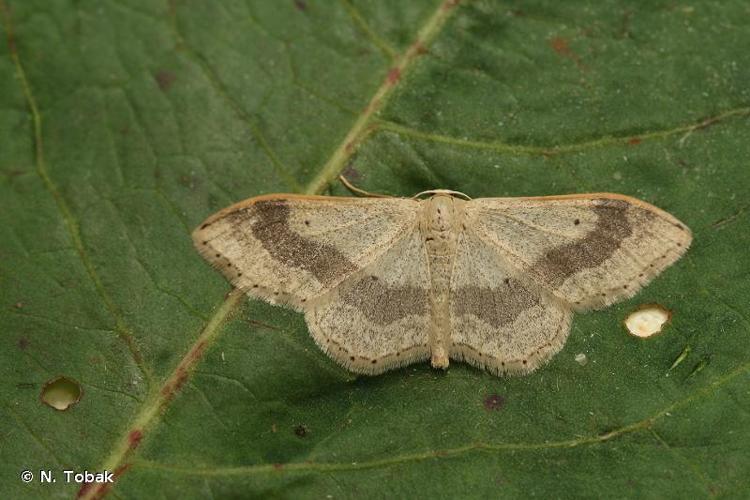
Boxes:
[2,0,749,498]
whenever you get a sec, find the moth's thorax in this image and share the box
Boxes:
[420,195,465,256]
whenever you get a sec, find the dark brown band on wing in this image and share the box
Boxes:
[531,200,633,286]
[452,279,539,328]
[341,276,428,325]
[248,200,358,285]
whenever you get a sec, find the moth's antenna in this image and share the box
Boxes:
[339,175,393,198]
[412,189,472,200]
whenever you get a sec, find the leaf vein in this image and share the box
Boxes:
[304,0,463,195]
[78,288,245,500]
[3,402,65,467]
[168,9,303,192]
[131,361,750,477]
[374,106,750,156]
[0,3,152,384]
[339,0,397,60]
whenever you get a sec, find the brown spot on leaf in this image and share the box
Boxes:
[294,424,309,438]
[128,429,143,450]
[549,36,585,70]
[115,463,133,478]
[80,463,132,499]
[173,369,189,392]
[154,70,176,91]
[550,36,571,55]
[161,366,190,403]
[14,301,24,309]
[441,0,460,11]
[5,11,17,54]
[17,337,29,350]
[483,394,505,411]
[387,67,401,84]
[273,463,284,470]
[88,355,104,365]
[76,482,94,499]
[628,137,642,146]
[190,340,208,362]
[617,10,634,39]
[293,0,306,11]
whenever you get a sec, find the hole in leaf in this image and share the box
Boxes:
[624,304,671,338]
[41,376,82,411]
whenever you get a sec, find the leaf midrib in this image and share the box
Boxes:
[61,1,463,498]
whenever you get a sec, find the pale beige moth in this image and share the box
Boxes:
[193,190,691,376]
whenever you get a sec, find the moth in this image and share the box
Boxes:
[193,190,691,376]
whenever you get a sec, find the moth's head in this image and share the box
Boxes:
[412,189,472,200]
